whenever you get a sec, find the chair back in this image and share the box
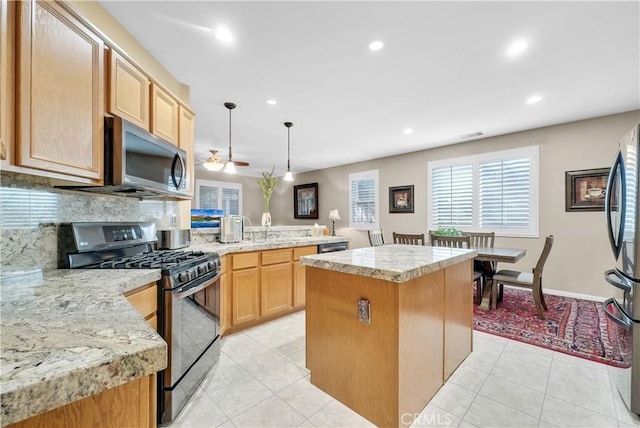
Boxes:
[368,229,385,246]
[463,231,495,248]
[393,232,425,246]
[533,235,554,283]
[430,234,471,249]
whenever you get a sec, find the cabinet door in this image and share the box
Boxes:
[178,105,195,196]
[124,283,157,330]
[16,0,104,181]
[261,263,293,317]
[108,48,150,130]
[293,262,306,307]
[232,268,260,326]
[0,0,14,162]
[151,84,179,146]
[219,272,231,335]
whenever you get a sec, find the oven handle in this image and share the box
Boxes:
[602,297,632,330]
[173,271,221,300]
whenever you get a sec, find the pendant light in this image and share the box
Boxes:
[283,122,294,181]
[202,150,225,171]
[224,102,237,174]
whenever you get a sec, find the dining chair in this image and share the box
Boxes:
[492,235,554,319]
[430,235,484,304]
[368,229,385,246]
[463,231,496,303]
[392,232,425,245]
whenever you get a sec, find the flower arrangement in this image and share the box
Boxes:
[257,166,278,212]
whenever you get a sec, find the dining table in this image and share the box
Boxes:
[474,247,527,310]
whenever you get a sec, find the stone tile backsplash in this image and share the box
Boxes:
[1,171,180,269]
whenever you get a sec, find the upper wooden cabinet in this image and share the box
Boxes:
[0,0,14,162]
[16,0,104,182]
[107,48,150,130]
[178,105,195,195]
[151,84,179,146]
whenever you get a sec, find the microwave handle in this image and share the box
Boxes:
[171,153,185,189]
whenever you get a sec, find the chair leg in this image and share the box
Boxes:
[539,279,548,310]
[532,286,546,320]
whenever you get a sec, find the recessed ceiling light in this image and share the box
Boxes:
[506,39,528,56]
[526,95,542,104]
[369,41,384,51]
[266,99,277,105]
[215,26,233,43]
[403,128,414,135]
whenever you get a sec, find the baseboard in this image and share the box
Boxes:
[502,285,606,302]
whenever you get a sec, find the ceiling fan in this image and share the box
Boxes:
[200,102,250,173]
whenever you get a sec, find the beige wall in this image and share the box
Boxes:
[204,110,638,299]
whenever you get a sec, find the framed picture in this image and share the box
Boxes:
[565,168,610,212]
[294,183,319,219]
[389,185,414,213]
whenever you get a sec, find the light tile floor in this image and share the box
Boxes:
[169,311,640,428]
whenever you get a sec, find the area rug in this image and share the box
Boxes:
[473,288,632,367]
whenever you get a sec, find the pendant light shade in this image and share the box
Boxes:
[283,121,294,181]
[224,102,237,174]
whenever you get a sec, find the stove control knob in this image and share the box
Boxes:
[198,265,208,275]
[178,272,190,283]
[207,261,216,271]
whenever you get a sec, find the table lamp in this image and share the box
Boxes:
[328,209,341,236]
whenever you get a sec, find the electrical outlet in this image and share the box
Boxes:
[358,299,371,324]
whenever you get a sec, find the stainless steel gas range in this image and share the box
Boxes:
[60,222,221,425]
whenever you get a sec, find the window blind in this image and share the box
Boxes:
[479,157,531,228]
[349,170,379,229]
[1,188,58,228]
[221,188,239,216]
[432,164,473,228]
[195,179,242,215]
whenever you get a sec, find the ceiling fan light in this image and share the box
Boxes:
[224,161,236,174]
[203,161,224,171]
[283,170,293,181]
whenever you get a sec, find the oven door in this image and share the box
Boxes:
[159,270,221,425]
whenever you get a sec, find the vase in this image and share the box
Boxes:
[261,212,271,227]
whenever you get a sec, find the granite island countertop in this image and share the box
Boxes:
[189,235,350,255]
[0,269,166,427]
[300,244,477,283]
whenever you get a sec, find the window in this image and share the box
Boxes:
[195,179,242,215]
[428,146,538,237]
[349,169,379,230]
[0,188,58,228]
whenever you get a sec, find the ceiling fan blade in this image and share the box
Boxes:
[232,161,250,167]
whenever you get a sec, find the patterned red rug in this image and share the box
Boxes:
[473,288,632,367]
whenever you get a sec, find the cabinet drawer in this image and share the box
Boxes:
[232,252,259,270]
[125,283,157,319]
[293,246,317,261]
[262,249,292,266]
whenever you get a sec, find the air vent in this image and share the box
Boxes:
[459,131,484,139]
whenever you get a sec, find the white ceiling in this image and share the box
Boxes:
[100,1,640,177]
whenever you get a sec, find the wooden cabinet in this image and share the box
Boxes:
[0,0,14,162]
[178,105,195,195]
[151,84,179,146]
[107,48,150,130]
[219,256,231,335]
[6,374,156,428]
[231,252,260,326]
[16,0,104,183]
[261,249,293,317]
[124,283,158,331]
[293,246,317,307]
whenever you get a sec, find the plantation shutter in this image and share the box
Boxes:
[431,164,473,228]
[479,157,531,228]
[195,180,242,215]
[0,188,58,228]
[199,186,218,210]
[349,170,379,229]
[221,187,240,215]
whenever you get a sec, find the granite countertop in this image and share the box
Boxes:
[300,244,477,283]
[0,269,166,427]
[189,235,350,255]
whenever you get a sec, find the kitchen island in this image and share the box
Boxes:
[0,269,166,427]
[301,244,476,428]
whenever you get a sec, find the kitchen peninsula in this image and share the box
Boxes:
[301,244,477,427]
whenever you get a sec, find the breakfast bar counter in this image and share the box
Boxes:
[300,244,476,427]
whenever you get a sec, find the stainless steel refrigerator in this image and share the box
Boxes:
[604,123,640,415]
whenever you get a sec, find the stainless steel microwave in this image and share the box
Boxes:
[61,117,189,199]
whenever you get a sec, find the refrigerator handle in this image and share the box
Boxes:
[604,268,634,293]
[603,297,632,330]
[604,151,626,259]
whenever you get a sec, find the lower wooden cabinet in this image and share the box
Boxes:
[124,282,157,330]
[7,374,156,428]
[223,246,317,334]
